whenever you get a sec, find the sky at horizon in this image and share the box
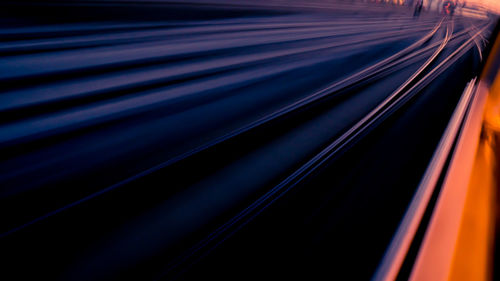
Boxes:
[459,0,500,13]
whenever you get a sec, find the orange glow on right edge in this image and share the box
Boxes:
[447,60,500,281]
[447,124,496,281]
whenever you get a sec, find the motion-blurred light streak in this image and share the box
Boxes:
[0,1,497,280]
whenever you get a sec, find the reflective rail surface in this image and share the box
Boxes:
[0,1,497,280]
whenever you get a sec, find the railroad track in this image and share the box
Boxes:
[159,19,492,280]
[0,5,493,280]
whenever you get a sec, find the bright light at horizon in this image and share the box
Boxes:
[464,0,500,13]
